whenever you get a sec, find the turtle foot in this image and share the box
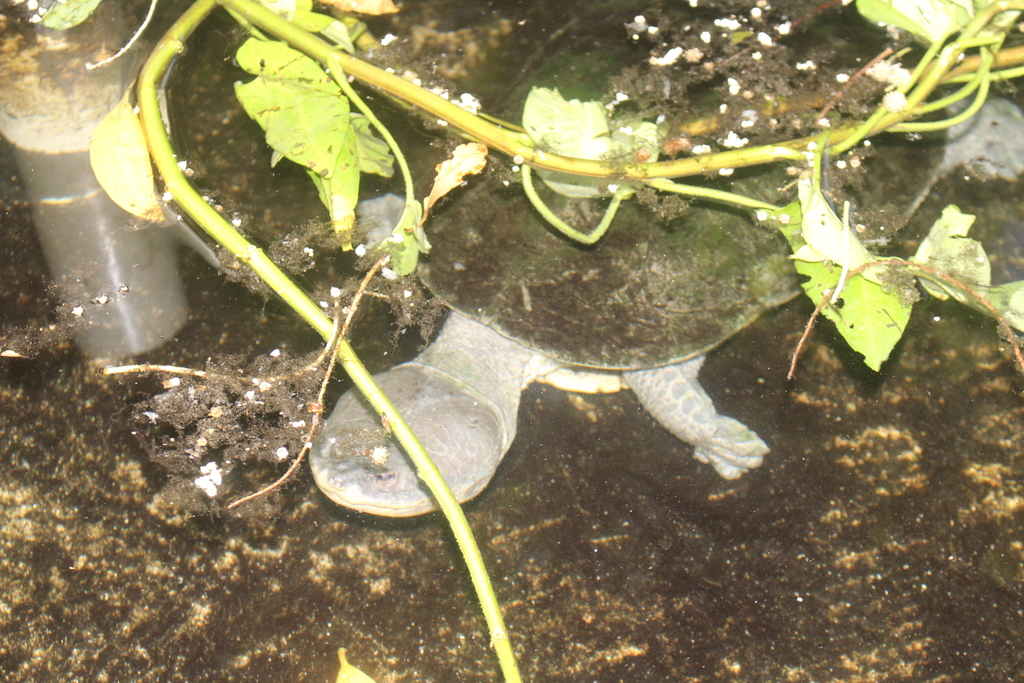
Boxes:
[691,421,768,480]
[623,356,769,479]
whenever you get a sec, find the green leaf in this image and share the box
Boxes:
[522,88,615,198]
[522,87,612,159]
[855,0,974,43]
[301,112,393,248]
[41,0,105,29]
[351,115,394,177]
[307,123,361,248]
[793,252,912,371]
[774,201,912,371]
[374,200,427,276]
[794,177,875,275]
[911,205,990,303]
[291,10,356,52]
[320,22,356,53]
[290,9,334,31]
[234,38,350,178]
[823,272,912,371]
[521,87,660,198]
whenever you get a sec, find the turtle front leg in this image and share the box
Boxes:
[623,356,768,479]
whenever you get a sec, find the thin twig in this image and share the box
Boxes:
[103,363,211,378]
[898,260,1024,375]
[818,47,894,122]
[341,255,390,340]
[788,288,832,381]
[227,255,391,509]
[788,260,1024,380]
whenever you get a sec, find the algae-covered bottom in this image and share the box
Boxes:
[3,0,1024,676]
[3,141,1023,681]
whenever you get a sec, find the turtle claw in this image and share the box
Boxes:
[691,418,769,479]
[623,357,770,479]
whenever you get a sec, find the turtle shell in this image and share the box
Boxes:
[420,168,801,370]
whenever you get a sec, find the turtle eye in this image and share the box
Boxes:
[374,469,398,488]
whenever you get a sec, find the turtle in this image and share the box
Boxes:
[310,168,801,516]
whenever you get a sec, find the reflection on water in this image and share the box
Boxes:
[2,1,1024,681]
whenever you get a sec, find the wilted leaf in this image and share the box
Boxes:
[986,280,1024,332]
[42,0,105,29]
[90,88,164,222]
[319,0,399,15]
[422,143,487,218]
[911,204,989,302]
[334,648,378,683]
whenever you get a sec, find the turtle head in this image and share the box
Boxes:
[311,363,512,517]
[312,429,426,516]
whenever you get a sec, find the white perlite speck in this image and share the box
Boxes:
[866,61,913,90]
[194,462,223,498]
[882,91,907,113]
[721,131,749,148]
[650,46,684,66]
[456,93,481,115]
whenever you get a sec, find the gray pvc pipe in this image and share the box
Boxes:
[13,148,188,359]
[0,2,188,359]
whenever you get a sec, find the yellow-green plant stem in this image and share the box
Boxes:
[983,64,1024,82]
[219,0,759,179]
[910,53,990,117]
[646,177,786,212]
[904,39,945,96]
[520,168,788,245]
[827,34,1000,156]
[891,57,993,133]
[215,0,1022,184]
[520,165,628,244]
[946,43,1024,79]
[844,0,1024,148]
[136,2,521,681]
[325,56,416,216]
